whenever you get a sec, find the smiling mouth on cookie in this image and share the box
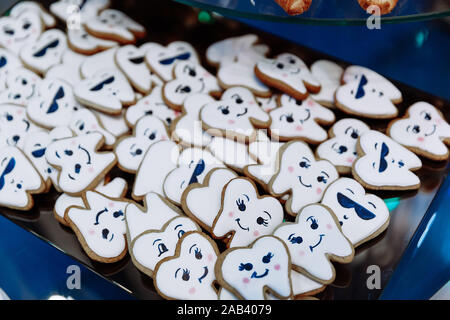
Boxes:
[235,218,249,231]
[251,268,269,279]
[309,234,325,252]
[198,266,208,283]
[298,176,312,188]
[425,124,436,137]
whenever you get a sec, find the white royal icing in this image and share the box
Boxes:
[26,78,83,129]
[183,168,238,230]
[316,118,370,170]
[93,109,129,138]
[0,48,23,91]
[0,103,41,149]
[145,41,199,82]
[115,115,169,173]
[79,47,117,78]
[10,1,56,28]
[291,270,324,297]
[125,86,178,127]
[163,147,225,205]
[132,140,180,199]
[310,60,344,107]
[0,67,41,106]
[163,61,220,109]
[353,130,422,189]
[321,177,390,246]
[256,95,278,113]
[115,44,162,93]
[389,102,450,158]
[200,87,270,141]
[67,25,117,54]
[269,140,339,216]
[335,65,401,118]
[273,204,353,283]
[46,49,85,86]
[207,136,257,172]
[269,94,335,143]
[67,190,129,260]
[154,231,219,300]
[256,53,320,98]
[131,216,200,276]
[54,177,127,224]
[74,68,135,114]
[125,191,181,242]
[0,11,42,54]
[19,28,67,75]
[218,235,292,300]
[45,132,116,195]
[0,146,43,209]
[212,178,284,248]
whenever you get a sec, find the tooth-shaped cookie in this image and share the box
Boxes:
[309,60,344,108]
[10,1,56,28]
[0,67,41,106]
[0,11,43,54]
[67,26,117,55]
[0,48,23,91]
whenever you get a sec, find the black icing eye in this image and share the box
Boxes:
[181,86,191,93]
[181,269,190,281]
[102,228,109,239]
[289,235,303,244]
[299,161,310,168]
[338,145,348,154]
[6,114,13,121]
[235,98,243,104]
[135,148,142,155]
[23,22,31,30]
[256,216,268,227]
[239,263,253,271]
[317,176,327,184]
[148,132,156,140]
[113,210,124,218]
[194,248,202,260]
[21,79,27,85]
[412,125,420,134]
[236,198,246,211]
[78,123,84,131]
[424,112,432,121]
[276,63,284,69]
[157,243,168,257]
[262,252,273,264]
[64,150,73,156]
[177,229,185,239]
[310,218,319,230]
[165,117,172,124]
[220,106,230,115]
[101,19,108,23]
[4,29,14,36]
[145,110,153,115]
[188,68,196,77]
[285,115,294,123]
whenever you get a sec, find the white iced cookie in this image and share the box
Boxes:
[126,86,178,128]
[154,231,221,300]
[212,177,284,248]
[200,87,271,142]
[26,78,83,129]
[45,132,117,195]
[255,53,321,100]
[310,60,344,107]
[0,67,41,106]
[132,140,180,200]
[388,102,450,161]
[206,34,269,68]
[115,44,162,94]
[216,235,292,300]
[268,140,339,216]
[163,147,225,205]
[182,168,238,231]
[19,29,67,75]
[0,146,45,210]
[131,216,201,278]
[67,26,117,55]
[207,136,257,173]
[66,190,131,263]
[273,204,354,284]
[84,9,145,44]
[353,130,422,190]
[79,47,118,78]
[125,191,182,243]
[50,0,110,24]
[145,41,199,82]
[54,177,127,225]
[0,11,42,54]
[269,94,335,143]
[171,93,213,148]
[93,109,129,138]
[68,108,116,148]
[321,177,390,247]
[23,126,73,191]
[0,48,23,91]
[316,118,370,174]
[291,270,325,297]
[0,103,40,149]
[256,95,278,113]
[335,65,402,119]
[114,115,169,173]
[74,68,135,115]
[163,61,221,111]
[10,1,56,29]
[46,49,85,87]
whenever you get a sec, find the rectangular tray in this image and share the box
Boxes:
[1,0,449,300]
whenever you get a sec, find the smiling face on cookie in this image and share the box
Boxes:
[154,231,219,300]
[270,141,339,216]
[354,130,422,190]
[115,115,169,172]
[27,78,83,129]
[0,67,41,106]
[67,191,128,261]
[0,11,42,54]
[316,118,370,171]
[0,103,39,149]
[389,102,450,159]
[274,204,353,283]
[0,146,43,209]
[269,94,335,143]
[212,178,284,248]
[69,108,116,147]
[68,26,117,54]
[219,235,292,300]
[45,132,116,195]
[0,49,22,90]
[132,216,200,275]
[20,29,67,74]
[200,87,270,140]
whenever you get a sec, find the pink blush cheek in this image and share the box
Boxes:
[253,230,259,237]
[243,277,250,284]
[228,211,234,218]
[307,100,315,107]
[417,137,425,142]
[298,250,305,257]
[288,166,294,173]
[316,187,322,195]
[91,124,97,130]
[326,223,332,230]
[88,229,95,236]
[274,264,280,271]
[228,119,235,125]
[88,166,94,173]
[188,287,196,295]
[295,125,303,132]
[207,254,214,262]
